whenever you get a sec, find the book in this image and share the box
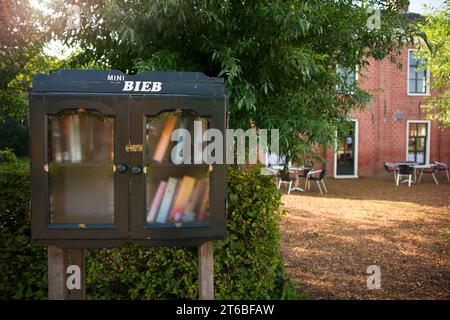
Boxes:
[168,178,182,221]
[79,113,91,162]
[68,114,81,162]
[171,117,190,164]
[108,118,114,161]
[194,118,208,164]
[169,175,196,222]
[51,118,62,162]
[196,181,210,222]
[94,117,108,162]
[86,114,95,162]
[183,178,207,219]
[60,116,70,162]
[153,115,178,162]
[155,177,178,223]
[146,181,167,224]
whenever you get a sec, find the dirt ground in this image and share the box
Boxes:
[280,174,450,300]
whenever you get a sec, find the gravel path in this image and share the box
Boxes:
[280,176,450,299]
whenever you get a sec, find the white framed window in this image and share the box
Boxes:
[406,120,431,165]
[407,49,430,96]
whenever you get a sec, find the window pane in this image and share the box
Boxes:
[417,80,425,93]
[48,111,114,224]
[409,79,417,93]
[416,152,425,164]
[409,51,418,65]
[417,70,426,80]
[409,124,418,137]
[408,137,416,151]
[415,137,425,151]
[337,66,356,90]
[418,123,427,136]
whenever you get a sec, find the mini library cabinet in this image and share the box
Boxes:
[30,69,228,248]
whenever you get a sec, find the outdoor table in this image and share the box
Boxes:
[396,162,432,184]
[271,165,307,192]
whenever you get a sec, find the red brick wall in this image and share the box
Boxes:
[325,45,450,177]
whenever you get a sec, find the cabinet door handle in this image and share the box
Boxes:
[116,163,128,173]
[131,165,143,175]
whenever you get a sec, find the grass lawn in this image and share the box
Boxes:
[280,175,450,299]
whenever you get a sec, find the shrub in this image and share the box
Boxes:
[0,158,47,299]
[0,148,18,164]
[0,162,301,299]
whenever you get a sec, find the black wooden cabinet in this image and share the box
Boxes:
[30,70,227,248]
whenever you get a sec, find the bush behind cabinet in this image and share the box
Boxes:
[0,159,300,299]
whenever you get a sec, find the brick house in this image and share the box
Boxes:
[322,42,450,178]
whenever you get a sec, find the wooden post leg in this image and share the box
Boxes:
[198,241,214,300]
[67,249,86,300]
[48,245,68,300]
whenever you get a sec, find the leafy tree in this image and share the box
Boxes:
[0,0,51,120]
[0,54,66,156]
[51,0,412,161]
[416,4,450,126]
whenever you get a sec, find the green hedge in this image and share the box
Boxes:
[0,154,47,299]
[0,158,301,299]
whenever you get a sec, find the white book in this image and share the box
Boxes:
[73,114,82,162]
[51,119,62,162]
[68,114,82,162]
[155,177,178,223]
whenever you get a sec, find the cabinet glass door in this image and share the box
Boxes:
[145,111,211,225]
[129,97,227,242]
[48,110,115,224]
[31,95,129,241]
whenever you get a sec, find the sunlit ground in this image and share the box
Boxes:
[280,175,450,299]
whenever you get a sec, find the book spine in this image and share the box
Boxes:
[182,178,207,223]
[80,114,88,162]
[146,181,167,224]
[68,115,76,162]
[170,176,196,222]
[108,118,114,162]
[155,177,178,223]
[94,117,106,162]
[171,117,189,164]
[184,179,203,216]
[196,180,210,222]
[85,114,95,162]
[194,118,208,164]
[72,114,82,162]
[60,116,70,162]
[153,115,178,162]
[51,118,62,162]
